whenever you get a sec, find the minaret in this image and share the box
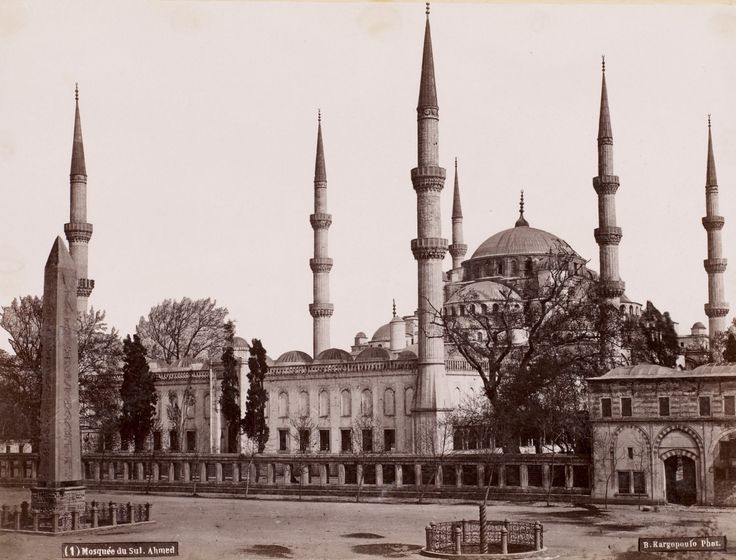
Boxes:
[702,115,729,348]
[448,158,467,269]
[63,85,94,314]
[309,110,334,358]
[410,3,450,452]
[592,58,625,305]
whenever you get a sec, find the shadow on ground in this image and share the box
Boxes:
[239,545,293,558]
[342,533,384,539]
[351,543,423,558]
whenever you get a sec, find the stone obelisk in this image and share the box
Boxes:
[31,237,86,531]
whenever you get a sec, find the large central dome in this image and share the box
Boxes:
[471,225,576,259]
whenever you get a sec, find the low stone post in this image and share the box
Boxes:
[498,465,506,488]
[145,503,152,521]
[542,464,550,490]
[51,512,59,533]
[461,519,467,542]
[337,464,345,485]
[414,464,422,486]
[232,462,240,483]
[453,525,462,554]
[152,462,160,482]
[375,464,383,487]
[356,464,363,486]
[395,464,403,487]
[479,503,487,553]
[72,510,79,530]
[122,462,129,481]
[0,504,7,526]
[30,460,37,480]
[110,504,117,526]
[501,526,508,554]
[565,465,573,489]
[183,462,191,482]
[301,465,309,487]
[477,464,485,488]
[91,506,99,528]
[136,462,144,481]
[109,462,116,481]
[32,509,39,532]
[456,466,463,488]
[284,464,292,485]
[249,462,258,485]
[319,464,328,485]
[199,462,207,483]
[127,502,134,523]
[435,465,443,487]
[168,462,175,482]
[267,463,275,485]
[13,506,20,530]
[215,462,223,483]
[21,500,29,523]
[425,524,433,551]
[94,461,101,481]
[534,521,542,550]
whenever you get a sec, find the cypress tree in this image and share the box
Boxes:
[724,333,736,362]
[119,334,157,451]
[219,321,240,452]
[242,339,270,452]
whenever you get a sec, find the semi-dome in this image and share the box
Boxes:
[275,350,313,365]
[371,323,391,342]
[356,347,392,362]
[315,348,353,363]
[471,225,577,260]
[397,349,418,360]
[446,280,520,304]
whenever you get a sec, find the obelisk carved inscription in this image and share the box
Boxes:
[37,237,82,485]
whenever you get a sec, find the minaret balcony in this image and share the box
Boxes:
[309,213,332,230]
[705,303,729,318]
[597,280,625,298]
[594,227,622,245]
[64,222,93,243]
[704,258,728,274]
[592,175,620,195]
[309,303,334,318]
[411,237,448,261]
[702,215,725,230]
[411,166,446,192]
[77,278,95,298]
[448,243,467,258]
[310,258,333,273]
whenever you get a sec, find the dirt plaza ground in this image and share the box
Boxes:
[1,488,734,560]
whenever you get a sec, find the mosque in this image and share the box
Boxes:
[56,6,736,504]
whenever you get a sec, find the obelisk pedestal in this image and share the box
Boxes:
[30,237,86,532]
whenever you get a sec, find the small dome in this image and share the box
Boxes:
[356,347,392,362]
[275,350,313,365]
[471,226,577,260]
[371,323,391,342]
[397,349,417,360]
[355,331,367,338]
[315,348,353,363]
[692,322,706,330]
[233,336,249,348]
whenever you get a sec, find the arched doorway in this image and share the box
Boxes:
[664,455,697,505]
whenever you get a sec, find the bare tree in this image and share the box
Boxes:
[412,414,455,505]
[349,415,385,503]
[289,416,318,501]
[136,297,228,364]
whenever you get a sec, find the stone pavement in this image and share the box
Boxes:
[1,488,733,560]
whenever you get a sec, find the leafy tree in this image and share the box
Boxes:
[219,321,240,453]
[241,339,270,453]
[624,301,680,367]
[136,297,228,364]
[438,248,617,451]
[120,334,158,451]
[0,296,122,445]
[724,333,736,362]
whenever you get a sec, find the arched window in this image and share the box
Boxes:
[480,304,488,314]
[405,387,414,416]
[204,393,210,419]
[510,260,518,276]
[468,304,475,315]
[299,391,309,417]
[455,387,461,406]
[318,390,329,418]
[525,258,533,275]
[620,305,625,313]
[361,389,373,417]
[278,392,289,418]
[492,303,499,314]
[185,395,195,419]
[384,388,395,416]
[460,305,465,316]
[340,390,351,417]
[497,261,504,275]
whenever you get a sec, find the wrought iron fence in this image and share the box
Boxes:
[425,518,543,555]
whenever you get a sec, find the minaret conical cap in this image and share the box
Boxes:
[452,157,463,219]
[598,61,612,141]
[71,84,86,176]
[707,116,718,187]
[315,110,326,183]
[417,7,438,110]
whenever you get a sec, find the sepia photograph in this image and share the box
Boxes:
[0,1,735,558]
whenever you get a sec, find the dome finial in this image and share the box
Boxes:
[426,2,430,16]
[318,108,321,123]
[708,113,711,129]
[392,299,397,318]
[515,189,529,227]
[75,83,79,102]
[601,55,605,73]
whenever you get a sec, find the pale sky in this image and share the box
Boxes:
[1,1,735,357]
